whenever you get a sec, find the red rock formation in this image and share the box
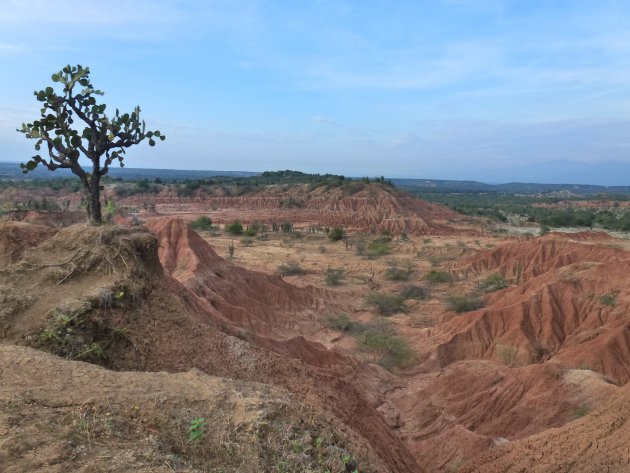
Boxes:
[460,380,630,472]
[130,184,469,236]
[144,217,350,368]
[420,234,630,384]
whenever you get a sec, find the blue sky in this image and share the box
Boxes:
[1,0,630,184]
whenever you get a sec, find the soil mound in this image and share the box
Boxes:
[0,223,420,473]
[460,380,630,472]
[0,345,383,473]
[129,183,468,235]
[423,235,630,384]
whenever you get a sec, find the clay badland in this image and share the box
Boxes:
[2,176,630,472]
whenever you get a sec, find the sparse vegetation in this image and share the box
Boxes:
[425,270,451,284]
[497,344,518,367]
[446,294,484,313]
[188,417,206,443]
[325,267,344,286]
[478,273,509,293]
[278,261,306,276]
[225,221,244,235]
[366,238,392,257]
[328,226,345,241]
[600,292,618,307]
[400,285,429,301]
[326,313,356,332]
[190,215,212,231]
[358,324,414,369]
[385,261,414,281]
[573,404,590,419]
[38,308,107,362]
[365,292,406,316]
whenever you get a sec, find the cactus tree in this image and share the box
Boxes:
[17,65,164,225]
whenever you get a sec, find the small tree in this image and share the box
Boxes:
[17,65,165,225]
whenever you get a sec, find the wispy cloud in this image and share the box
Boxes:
[312,116,344,128]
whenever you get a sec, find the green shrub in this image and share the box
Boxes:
[497,344,518,367]
[572,404,590,419]
[366,239,392,257]
[244,227,257,237]
[600,293,617,307]
[325,267,344,286]
[190,215,212,231]
[425,270,450,284]
[446,294,484,313]
[225,221,244,235]
[326,313,355,331]
[278,261,306,276]
[385,262,414,281]
[400,285,429,300]
[241,237,254,247]
[365,292,406,316]
[359,328,413,369]
[188,417,206,443]
[478,273,509,293]
[328,226,345,241]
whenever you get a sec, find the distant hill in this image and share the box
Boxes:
[0,162,258,181]
[2,161,630,196]
[391,178,630,196]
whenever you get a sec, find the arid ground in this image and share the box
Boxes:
[2,179,630,472]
